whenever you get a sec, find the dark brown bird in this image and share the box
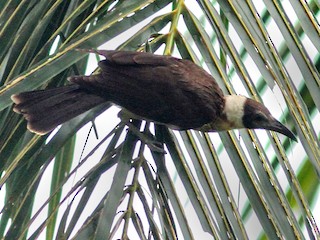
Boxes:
[11,50,296,141]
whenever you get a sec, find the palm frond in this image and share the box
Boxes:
[0,1,319,239]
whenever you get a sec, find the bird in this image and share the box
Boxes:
[11,50,297,141]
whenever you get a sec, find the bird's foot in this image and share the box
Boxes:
[125,122,166,154]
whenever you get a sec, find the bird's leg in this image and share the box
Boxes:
[118,110,166,153]
[125,122,166,154]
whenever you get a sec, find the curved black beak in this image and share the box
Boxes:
[264,119,297,142]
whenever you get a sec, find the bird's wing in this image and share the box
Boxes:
[92,50,173,66]
[70,51,225,129]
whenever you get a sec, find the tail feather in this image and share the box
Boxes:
[11,85,106,135]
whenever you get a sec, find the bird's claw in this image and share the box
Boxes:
[125,121,166,154]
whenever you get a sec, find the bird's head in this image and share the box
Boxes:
[201,95,297,141]
[241,97,297,141]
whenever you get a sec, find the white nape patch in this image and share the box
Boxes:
[224,95,247,128]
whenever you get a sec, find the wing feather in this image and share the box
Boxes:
[70,51,225,129]
[94,50,173,66]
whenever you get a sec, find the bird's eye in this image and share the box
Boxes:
[255,113,267,122]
